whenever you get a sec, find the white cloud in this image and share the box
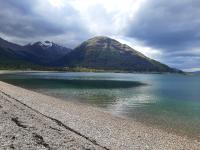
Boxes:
[69,0,146,35]
[47,0,65,9]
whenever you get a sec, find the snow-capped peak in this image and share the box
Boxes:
[29,41,54,48]
[40,41,53,48]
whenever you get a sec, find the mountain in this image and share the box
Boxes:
[0,38,35,69]
[0,38,71,69]
[0,46,38,69]
[0,36,182,73]
[0,37,25,51]
[59,36,181,73]
[24,41,71,65]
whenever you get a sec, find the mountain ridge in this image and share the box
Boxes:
[0,38,71,67]
[0,36,182,73]
[23,41,71,65]
[58,36,181,73]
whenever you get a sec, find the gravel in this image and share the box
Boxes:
[0,88,104,150]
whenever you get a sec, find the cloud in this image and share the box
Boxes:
[0,0,199,70]
[127,0,200,69]
[0,0,145,47]
[162,50,200,69]
[127,0,200,50]
[70,0,145,35]
[0,0,90,46]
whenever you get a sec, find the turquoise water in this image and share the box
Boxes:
[0,72,200,139]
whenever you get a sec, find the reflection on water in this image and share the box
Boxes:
[0,72,200,139]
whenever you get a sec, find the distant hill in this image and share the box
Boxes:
[58,36,181,73]
[0,38,32,69]
[0,38,71,69]
[0,45,38,69]
[24,41,71,65]
[0,36,182,73]
[0,37,25,51]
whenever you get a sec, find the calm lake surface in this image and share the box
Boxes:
[0,72,200,139]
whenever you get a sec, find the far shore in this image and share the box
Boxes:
[0,81,199,149]
[0,69,187,75]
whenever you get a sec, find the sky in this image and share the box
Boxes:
[0,0,199,71]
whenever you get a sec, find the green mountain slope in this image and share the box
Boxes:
[59,36,180,73]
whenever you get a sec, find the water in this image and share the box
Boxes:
[0,72,200,139]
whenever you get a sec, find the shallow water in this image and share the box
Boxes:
[0,72,200,139]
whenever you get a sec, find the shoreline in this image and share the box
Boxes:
[0,81,199,149]
[0,70,185,75]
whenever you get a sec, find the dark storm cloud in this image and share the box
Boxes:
[127,0,200,70]
[0,0,90,44]
[127,0,200,51]
[2,0,36,15]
